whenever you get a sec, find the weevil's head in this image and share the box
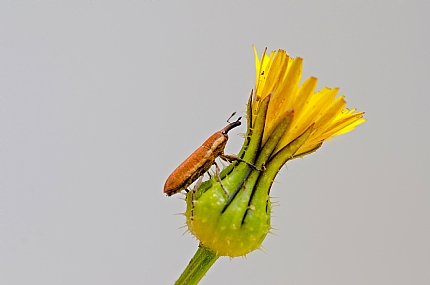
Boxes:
[221,117,241,136]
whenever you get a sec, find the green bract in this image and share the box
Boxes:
[185,94,313,257]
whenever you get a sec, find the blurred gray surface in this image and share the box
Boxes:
[2,2,429,284]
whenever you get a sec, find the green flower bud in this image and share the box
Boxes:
[184,95,312,257]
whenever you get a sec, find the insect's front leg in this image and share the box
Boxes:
[220,154,265,172]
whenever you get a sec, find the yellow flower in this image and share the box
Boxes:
[184,47,365,258]
[253,46,365,156]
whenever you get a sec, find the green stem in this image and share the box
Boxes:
[175,245,220,285]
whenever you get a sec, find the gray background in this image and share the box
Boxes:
[2,2,429,284]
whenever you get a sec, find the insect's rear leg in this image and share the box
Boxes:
[192,175,204,194]
[220,154,265,172]
[190,175,204,221]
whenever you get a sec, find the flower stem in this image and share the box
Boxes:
[175,245,219,285]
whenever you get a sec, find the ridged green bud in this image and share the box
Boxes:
[184,95,312,257]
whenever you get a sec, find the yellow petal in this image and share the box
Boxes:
[252,47,365,156]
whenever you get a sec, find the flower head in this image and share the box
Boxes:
[184,47,365,257]
[253,46,365,157]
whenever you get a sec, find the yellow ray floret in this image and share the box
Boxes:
[252,46,365,156]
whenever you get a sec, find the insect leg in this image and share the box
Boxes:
[190,175,204,221]
[207,171,212,179]
[214,161,229,197]
[220,154,265,172]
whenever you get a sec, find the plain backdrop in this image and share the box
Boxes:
[2,2,429,285]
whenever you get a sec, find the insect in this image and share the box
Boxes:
[164,115,260,197]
